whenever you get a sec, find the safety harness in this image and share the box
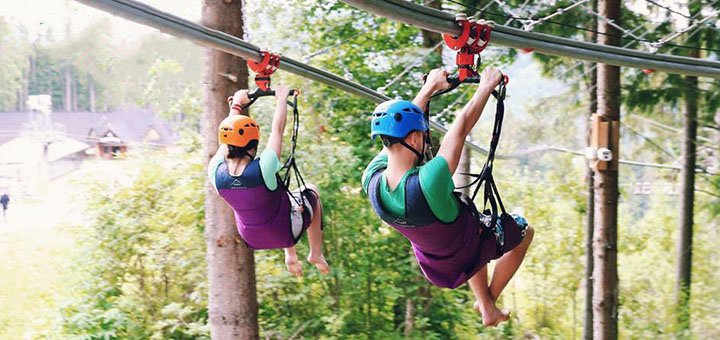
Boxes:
[424,17,512,245]
[228,51,307,207]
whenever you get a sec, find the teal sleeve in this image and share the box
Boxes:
[418,156,460,223]
[259,148,282,191]
[362,153,388,194]
[207,154,224,193]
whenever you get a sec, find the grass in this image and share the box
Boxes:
[0,199,83,339]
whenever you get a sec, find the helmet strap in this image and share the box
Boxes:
[399,141,423,165]
[422,131,435,164]
[242,149,256,161]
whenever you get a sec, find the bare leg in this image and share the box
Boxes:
[304,184,330,274]
[284,246,303,277]
[468,266,509,327]
[489,226,534,301]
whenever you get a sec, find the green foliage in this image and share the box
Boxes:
[12,0,716,338]
[0,18,30,111]
[140,58,203,132]
[59,152,209,339]
[2,17,203,114]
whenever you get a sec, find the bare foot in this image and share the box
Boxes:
[474,301,510,327]
[285,257,303,277]
[307,253,330,275]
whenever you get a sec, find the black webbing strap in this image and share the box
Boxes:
[241,97,260,110]
[454,86,507,235]
[421,74,508,226]
[238,89,298,110]
[227,92,307,208]
[455,88,505,196]
[281,94,307,208]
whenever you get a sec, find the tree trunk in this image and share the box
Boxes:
[89,75,96,113]
[593,0,621,339]
[16,66,29,111]
[64,65,72,112]
[454,148,472,190]
[584,2,598,338]
[23,61,29,111]
[72,72,78,112]
[676,72,697,336]
[422,0,443,56]
[16,89,22,111]
[201,1,258,339]
[403,297,415,337]
[714,111,720,173]
[584,64,597,340]
[676,34,700,334]
[21,65,29,111]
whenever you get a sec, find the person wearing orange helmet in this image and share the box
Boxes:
[208,86,329,277]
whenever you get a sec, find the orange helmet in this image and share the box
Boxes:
[218,115,260,147]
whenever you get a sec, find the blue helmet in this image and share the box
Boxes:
[370,100,428,140]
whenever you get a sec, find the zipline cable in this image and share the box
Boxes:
[447,0,720,52]
[641,0,691,18]
[520,0,591,31]
[72,0,690,171]
[500,0,532,26]
[341,0,720,78]
[642,0,720,34]
[71,0,490,155]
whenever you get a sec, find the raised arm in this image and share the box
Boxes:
[267,85,290,159]
[413,68,450,111]
[437,67,502,174]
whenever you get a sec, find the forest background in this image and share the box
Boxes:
[0,0,719,338]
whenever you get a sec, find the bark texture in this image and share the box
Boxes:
[676,52,699,334]
[584,2,598,337]
[584,63,597,340]
[201,0,259,338]
[593,0,621,338]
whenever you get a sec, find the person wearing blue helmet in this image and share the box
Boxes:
[362,67,534,327]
